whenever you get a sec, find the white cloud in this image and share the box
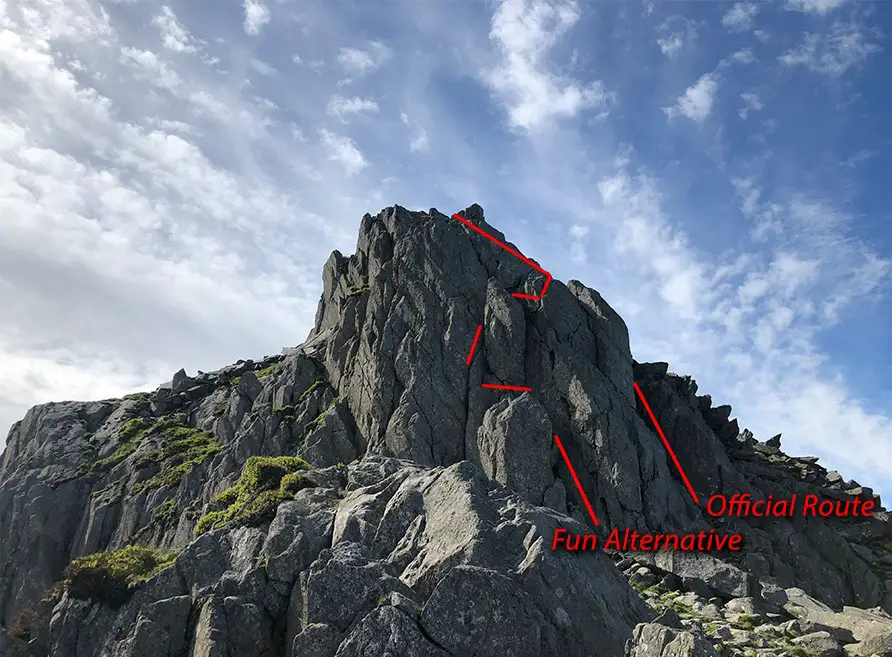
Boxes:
[337,42,391,75]
[0,0,386,445]
[319,128,367,174]
[731,48,756,64]
[152,6,202,54]
[410,128,430,153]
[326,95,379,121]
[738,91,763,119]
[587,159,892,490]
[243,0,271,36]
[120,47,183,91]
[785,0,849,14]
[780,23,881,77]
[486,0,611,132]
[657,33,685,57]
[249,58,277,76]
[400,112,430,153]
[1,0,890,504]
[722,3,759,32]
[663,73,718,123]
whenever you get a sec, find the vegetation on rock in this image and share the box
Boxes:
[129,423,221,494]
[305,398,339,433]
[256,364,279,378]
[63,545,178,607]
[298,379,324,403]
[195,456,313,535]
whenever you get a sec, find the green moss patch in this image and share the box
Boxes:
[130,425,221,494]
[195,456,313,535]
[256,364,279,379]
[213,398,229,417]
[89,418,154,474]
[348,285,370,297]
[63,545,178,607]
[153,499,177,524]
[305,398,339,433]
[273,405,299,424]
[298,379,324,403]
[122,391,151,402]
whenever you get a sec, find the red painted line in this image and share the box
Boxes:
[633,382,700,504]
[466,324,483,366]
[481,383,533,392]
[553,434,600,526]
[452,213,552,301]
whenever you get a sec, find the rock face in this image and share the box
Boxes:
[0,204,890,657]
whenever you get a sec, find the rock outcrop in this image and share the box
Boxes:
[1,204,890,656]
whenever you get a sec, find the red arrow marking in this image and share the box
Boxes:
[466,324,483,366]
[553,434,600,526]
[633,382,700,504]
[481,383,533,392]
[452,213,553,301]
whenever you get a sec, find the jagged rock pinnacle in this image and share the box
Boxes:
[1,205,890,657]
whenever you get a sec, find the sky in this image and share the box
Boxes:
[1,0,890,499]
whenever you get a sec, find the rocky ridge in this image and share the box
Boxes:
[0,204,889,657]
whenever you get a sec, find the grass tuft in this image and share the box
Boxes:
[194,456,313,535]
[63,545,178,607]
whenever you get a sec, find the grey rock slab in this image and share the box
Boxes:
[483,277,526,385]
[191,597,227,657]
[625,623,721,657]
[334,606,450,657]
[792,631,843,657]
[299,541,415,633]
[419,565,544,656]
[263,493,337,587]
[476,392,553,505]
[291,623,344,657]
[652,552,753,599]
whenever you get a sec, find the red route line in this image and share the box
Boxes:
[633,382,700,505]
[481,383,533,392]
[466,324,483,366]
[553,434,600,526]
[452,213,553,301]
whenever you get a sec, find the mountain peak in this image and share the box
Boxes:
[1,204,891,657]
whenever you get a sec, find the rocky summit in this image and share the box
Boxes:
[1,204,890,657]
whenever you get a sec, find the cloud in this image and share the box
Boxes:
[657,33,685,57]
[486,0,611,132]
[587,158,892,491]
[400,112,430,153]
[780,23,881,77]
[249,58,277,76]
[722,3,759,32]
[410,129,430,153]
[739,91,763,119]
[327,95,379,121]
[243,0,271,36]
[663,73,719,123]
[0,0,384,444]
[319,129,368,175]
[120,47,183,91]
[785,0,850,14]
[655,17,698,58]
[730,48,756,65]
[152,6,203,54]
[337,42,391,75]
[2,0,890,503]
